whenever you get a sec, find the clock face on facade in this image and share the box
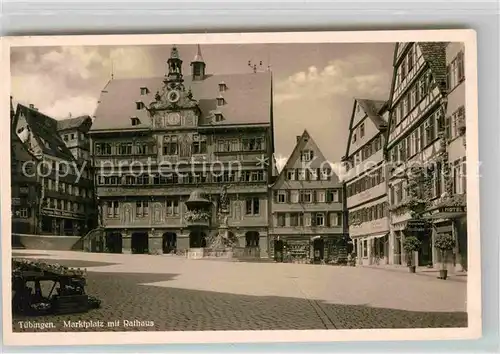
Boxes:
[167,112,181,125]
[167,89,181,103]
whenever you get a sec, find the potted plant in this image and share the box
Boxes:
[403,236,421,273]
[434,233,456,280]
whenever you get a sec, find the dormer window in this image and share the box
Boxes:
[219,82,226,92]
[214,113,224,123]
[136,101,145,110]
[131,117,141,126]
[217,96,225,106]
[140,87,149,95]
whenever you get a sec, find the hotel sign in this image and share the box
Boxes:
[439,206,466,214]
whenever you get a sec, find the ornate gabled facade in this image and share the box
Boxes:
[11,104,95,238]
[385,42,467,271]
[89,45,274,256]
[344,98,390,265]
[269,130,345,264]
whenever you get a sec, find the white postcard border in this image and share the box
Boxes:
[1,29,481,346]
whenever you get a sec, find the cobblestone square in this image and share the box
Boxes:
[11,250,467,332]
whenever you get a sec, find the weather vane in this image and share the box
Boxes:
[248,59,270,73]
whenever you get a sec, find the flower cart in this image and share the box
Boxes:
[12,259,101,316]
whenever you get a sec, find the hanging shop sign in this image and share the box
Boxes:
[405,219,432,233]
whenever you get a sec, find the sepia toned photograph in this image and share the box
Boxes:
[2,31,480,345]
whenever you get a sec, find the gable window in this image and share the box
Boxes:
[359,123,365,138]
[131,117,141,126]
[245,197,260,215]
[136,101,145,110]
[140,87,149,95]
[300,150,314,162]
[219,82,226,92]
[136,201,149,218]
[287,169,296,180]
[321,169,331,181]
[63,135,69,142]
[353,133,357,143]
[163,135,178,155]
[297,169,306,181]
[310,168,318,181]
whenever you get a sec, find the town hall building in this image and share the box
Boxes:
[89,45,275,256]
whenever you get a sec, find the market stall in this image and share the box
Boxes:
[12,259,101,316]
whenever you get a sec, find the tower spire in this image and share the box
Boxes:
[191,44,206,81]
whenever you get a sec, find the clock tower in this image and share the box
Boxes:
[149,46,201,129]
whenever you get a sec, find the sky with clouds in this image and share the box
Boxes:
[11,42,395,168]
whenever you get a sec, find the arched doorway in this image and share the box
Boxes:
[162,232,177,254]
[189,230,206,248]
[313,237,324,263]
[245,231,260,247]
[105,232,122,253]
[131,232,149,254]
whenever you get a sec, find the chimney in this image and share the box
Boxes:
[29,103,35,109]
[296,136,301,143]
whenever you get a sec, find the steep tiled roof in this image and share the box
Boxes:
[91,72,272,131]
[16,104,75,160]
[418,42,448,93]
[355,98,388,129]
[57,115,92,131]
[272,130,341,187]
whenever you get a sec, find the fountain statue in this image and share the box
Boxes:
[206,185,237,249]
